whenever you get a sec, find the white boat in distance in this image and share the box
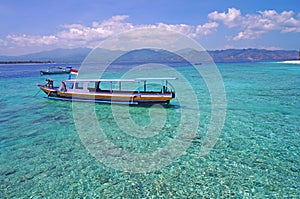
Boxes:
[40,66,75,75]
[37,78,176,104]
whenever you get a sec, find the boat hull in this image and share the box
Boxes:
[37,85,174,104]
[40,70,71,75]
[40,66,72,75]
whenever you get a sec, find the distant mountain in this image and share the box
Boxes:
[0,48,298,63]
[176,48,213,64]
[112,48,188,64]
[0,48,91,63]
[208,49,299,63]
[82,48,125,63]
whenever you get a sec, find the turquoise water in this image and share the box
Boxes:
[0,62,299,198]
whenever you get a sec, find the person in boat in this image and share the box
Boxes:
[161,86,168,93]
[45,78,53,88]
[96,81,102,92]
[59,81,67,91]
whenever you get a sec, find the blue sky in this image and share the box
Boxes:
[1,0,300,55]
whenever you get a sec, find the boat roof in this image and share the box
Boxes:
[65,77,177,82]
[135,77,177,81]
[49,66,71,68]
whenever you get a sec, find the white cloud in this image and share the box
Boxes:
[208,8,242,28]
[209,8,300,40]
[156,23,194,37]
[0,38,8,46]
[196,22,219,36]
[4,15,218,49]
[6,34,58,46]
[3,9,300,51]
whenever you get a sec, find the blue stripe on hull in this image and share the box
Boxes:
[45,96,139,105]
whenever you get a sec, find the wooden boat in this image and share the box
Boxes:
[40,66,73,75]
[37,78,176,104]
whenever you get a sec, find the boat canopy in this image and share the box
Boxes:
[64,78,176,94]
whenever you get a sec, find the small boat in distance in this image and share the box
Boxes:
[37,78,176,104]
[40,66,74,75]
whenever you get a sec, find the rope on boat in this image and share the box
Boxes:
[33,89,42,97]
[47,91,52,96]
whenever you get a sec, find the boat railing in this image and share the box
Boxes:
[167,81,175,93]
[64,78,177,94]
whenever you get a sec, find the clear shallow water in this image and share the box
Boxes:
[0,62,299,198]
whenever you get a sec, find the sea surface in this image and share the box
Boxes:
[0,62,299,198]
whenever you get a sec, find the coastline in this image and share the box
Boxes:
[280,60,300,64]
[0,61,54,65]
